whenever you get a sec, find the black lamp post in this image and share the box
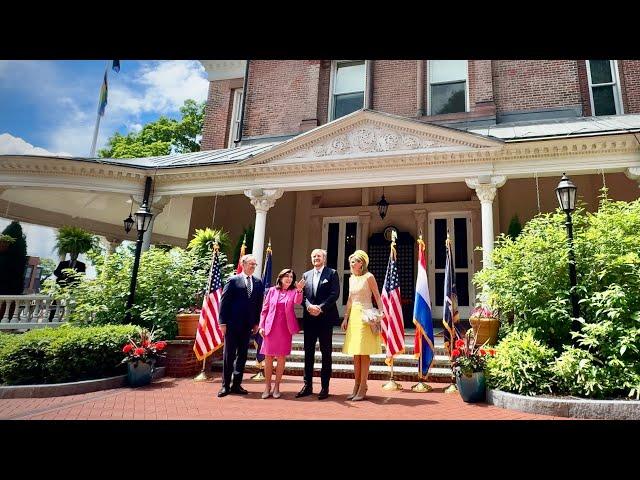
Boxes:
[377,188,389,220]
[556,173,580,331]
[125,177,153,323]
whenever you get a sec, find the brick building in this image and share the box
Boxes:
[192,59,640,321]
[2,59,640,323]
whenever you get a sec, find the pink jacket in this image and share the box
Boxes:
[259,287,302,336]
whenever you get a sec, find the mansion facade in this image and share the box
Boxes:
[2,60,640,323]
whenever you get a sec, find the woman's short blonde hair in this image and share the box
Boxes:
[348,250,369,274]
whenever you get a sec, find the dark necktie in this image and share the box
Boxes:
[246,276,252,297]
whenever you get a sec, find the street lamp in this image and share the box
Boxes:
[556,173,580,331]
[125,177,153,322]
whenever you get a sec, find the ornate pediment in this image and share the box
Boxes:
[245,110,501,165]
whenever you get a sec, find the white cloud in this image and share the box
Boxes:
[109,60,209,117]
[0,133,72,156]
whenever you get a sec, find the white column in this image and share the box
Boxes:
[139,196,170,253]
[465,176,506,269]
[357,211,371,250]
[626,167,640,191]
[244,189,283,274]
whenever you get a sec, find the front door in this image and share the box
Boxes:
[322,217,358,316]
[428,212,474,319]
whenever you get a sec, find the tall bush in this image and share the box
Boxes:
[0,221,28,294]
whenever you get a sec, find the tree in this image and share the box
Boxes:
[98,99,206,158]
[38,258,57,283]
[0,221,28,294]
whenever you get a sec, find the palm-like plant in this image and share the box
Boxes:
[187,227,230,261]
[55,226,99,264]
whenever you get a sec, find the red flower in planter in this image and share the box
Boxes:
[452,348,461,357]
[451,329,494,377]
[455,339,465,349]
[121,327,167,366]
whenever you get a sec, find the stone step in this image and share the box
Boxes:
[211,359,453,383]
[282,340,448,356]
[247,349,451,368]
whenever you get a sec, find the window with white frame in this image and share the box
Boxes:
[586,60,623,116]
[330,60,366,120]
[428,60,468,115]
[228,88,244,148]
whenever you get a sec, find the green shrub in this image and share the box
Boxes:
[0,325,138,385]
[475,195,640,352]
[485,329,555,396]
[45,239,235,338]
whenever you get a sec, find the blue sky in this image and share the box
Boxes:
[0,60,210,275]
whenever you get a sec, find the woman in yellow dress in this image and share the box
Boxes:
[341,250,383,401]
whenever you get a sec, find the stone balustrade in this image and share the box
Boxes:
[0,295,68,329]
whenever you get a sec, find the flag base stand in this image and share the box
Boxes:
[194,359,211,382]
[250,370,265,381]
[411,381,432,393]
[444,383,458,394]
[382,379,403,391]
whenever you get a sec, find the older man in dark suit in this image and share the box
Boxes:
[296,248,340,400]
[217,254,265,397]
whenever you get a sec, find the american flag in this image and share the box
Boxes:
[193,247,224,361]
[380,241,405,366]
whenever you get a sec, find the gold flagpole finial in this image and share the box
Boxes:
[242,234,247,245]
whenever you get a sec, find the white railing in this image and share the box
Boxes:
[0,295,68,330]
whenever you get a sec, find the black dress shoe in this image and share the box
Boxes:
[318,389,329,400]
[295,385,313,398]
[217,387,230,397]
[230,385,249,395]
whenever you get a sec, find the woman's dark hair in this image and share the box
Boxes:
[276,268,296,290]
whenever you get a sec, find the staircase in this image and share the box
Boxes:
[211,328,453,383]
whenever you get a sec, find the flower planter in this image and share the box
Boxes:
[127,360,155,387]
[470,317,500,346]
[176,313,200,338]
[456,371,486,403]
[0,240,10,252]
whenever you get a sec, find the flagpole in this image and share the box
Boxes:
[193,241,219,382]
[89,61,111,158]
[411,345,432,392]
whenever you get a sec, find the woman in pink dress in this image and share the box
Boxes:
[258,269,305,399]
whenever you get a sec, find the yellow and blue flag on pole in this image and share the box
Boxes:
[97,71,108,116]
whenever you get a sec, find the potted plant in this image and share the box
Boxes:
[0,233,16,252]
[176,304,202,338]
[451,330,496,403]
[469,305,500,346]
[121,327,167,387]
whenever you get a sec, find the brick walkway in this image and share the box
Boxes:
[0,374,569,420]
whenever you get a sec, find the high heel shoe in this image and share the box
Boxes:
[351,384,368,401]
[346,383,360,400]
[272,390,281,399]
[261,388,272,399]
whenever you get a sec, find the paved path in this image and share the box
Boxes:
[0,375,569,420]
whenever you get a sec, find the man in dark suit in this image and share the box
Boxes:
[54,258,86,286]
[296,248,340,400]
[49,257,87,320]
[217,254,265,397]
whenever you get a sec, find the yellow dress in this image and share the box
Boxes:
[342,272,382,355]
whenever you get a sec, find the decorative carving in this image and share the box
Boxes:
[465,176,507,204]
[244,188,284,212]
[626,167,640,184]
[284,121,452,159]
